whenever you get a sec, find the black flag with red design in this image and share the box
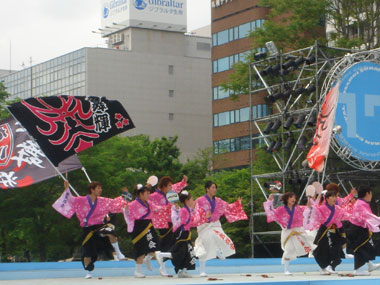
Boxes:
[8,95,135,166]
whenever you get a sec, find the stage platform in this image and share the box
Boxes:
[2,258,380,284]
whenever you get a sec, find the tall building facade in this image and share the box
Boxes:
[211,0,270,169]
[0,0,212,162]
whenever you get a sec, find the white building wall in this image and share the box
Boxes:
[86,29,211,161]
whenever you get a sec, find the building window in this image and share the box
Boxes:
[217,30,229,45]
[212,19,266,47]
[213,86,231,100]
[240,136,250,151]
[168,65,174,75]
[213,135,254,154]
[212,48,265,74]
[252,134,265,149]
[240,107,250,122]
[252,104,272,119]
[212,85,250,100]
[0,49,86,100]
[218,111,230,127]
[169,113,174,120]
[239,22,251,39]
[197,42,211,51]
[213,107,250,127]
[213,141,219,154]
[169,90,174,97]
[212,34,217,46]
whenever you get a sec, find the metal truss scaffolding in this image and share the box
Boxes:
[247,42,380,258]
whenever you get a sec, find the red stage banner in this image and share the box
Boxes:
[307,82,340,172]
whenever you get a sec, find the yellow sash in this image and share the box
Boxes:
[160,225,173,239]
[354,231,373,253]
[283,230,300,247]
[81,223,113,246]
[176,232,192,244]
[132,222,153,244]
[316,225,332,245]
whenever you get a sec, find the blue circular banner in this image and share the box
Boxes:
[335,61,380,161]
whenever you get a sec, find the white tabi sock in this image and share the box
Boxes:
[199,260,207,275]
[160,252,172,259]
[111,242,125,259]
[284,260,291,275]
[143,254,153,271]
[85,270,92,279]
[135,263,143,273]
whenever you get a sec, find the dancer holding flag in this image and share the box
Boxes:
[149,175,188,276]
[346,185,380,275]
[194,181,248,277]
[264,192,315,275]
[53,180,127,279]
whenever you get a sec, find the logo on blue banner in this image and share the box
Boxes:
[103,0,128,18]
[335,61,380,161]
[103,7,110,18]
[134,0,147,10]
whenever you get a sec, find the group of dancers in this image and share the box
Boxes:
[55,176,380,279]
[57,176,247,279]
[264,182,380,276]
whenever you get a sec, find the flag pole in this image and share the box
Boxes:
[57,172,80,196]
[4,106,80,196]
[81,167,92,183]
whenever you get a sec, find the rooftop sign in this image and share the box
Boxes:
[101,0,187,33]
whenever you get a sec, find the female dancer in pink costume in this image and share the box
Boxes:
[149,175,188,276]
[156,190,209,277]
[346,185,380,275]
[305,190,348,274]
[53,180,127,279]
[194,181,248,277]
[123,184,171,278]
[264,192,315,275]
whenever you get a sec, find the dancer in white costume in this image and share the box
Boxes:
[264,192,316,275]
[194,181,247,277]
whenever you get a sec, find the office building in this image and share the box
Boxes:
[211,0,270,169]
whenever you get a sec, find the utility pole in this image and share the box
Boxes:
[30,57,33,97]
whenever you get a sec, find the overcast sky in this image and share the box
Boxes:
[0,0,211,71]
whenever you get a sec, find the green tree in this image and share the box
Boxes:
[145,136,182,179]
[255,0,327,51]
[182,147,214,189]
[0,81,10,119]
[221,0,327,96]
[327,0,380,50]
